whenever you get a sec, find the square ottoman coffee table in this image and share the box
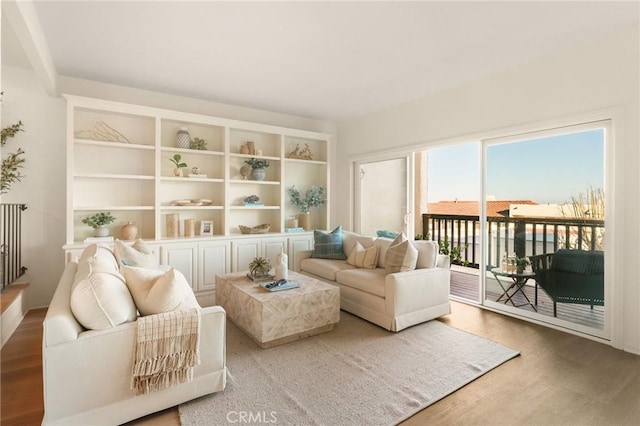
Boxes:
[216,271,340,348]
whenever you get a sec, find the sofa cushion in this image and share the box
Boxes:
[346,241,379,269]
[312,226,347,260]
[342,231,376,259]
[374,238,394,269]
[114,239,157,268]
[413,240,439,269]
[122,266,200,316]
[70,244,137,330]
[300,258,355,281]
[385,233,418,273]
[336,268,387,298]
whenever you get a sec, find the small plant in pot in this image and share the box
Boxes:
[82,212,116,237]
[244,158,270,181]
[515,256,530,274]
[249,256,272,277]
[288,185,327,230]
[438,236,469,267]
[170,154,188,177]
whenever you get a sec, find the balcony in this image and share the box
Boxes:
[423,213,605,329]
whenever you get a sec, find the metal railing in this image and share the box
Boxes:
[422,213,605,270]
[1,203,28,290]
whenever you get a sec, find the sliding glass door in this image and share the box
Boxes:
[483,122,608,338]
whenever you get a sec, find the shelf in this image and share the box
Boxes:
[160,206,224,210]
[74,139,155,150]
[230,206,280,210]
[75,206,155,211]
[230,153,280,161]
[229,179,280,185]
[285,158,327,165]
[161,177,224,183]
[160,147,224,156]
[75,173,154,180]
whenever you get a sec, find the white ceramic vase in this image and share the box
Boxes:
[176,127,190,149]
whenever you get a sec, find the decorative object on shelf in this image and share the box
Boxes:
[74,121,130,143]
[246,141,256,155]
[81,212,117,237]
[240,164,251,180]
[287,143,313,160]
[166,213,180,238]
[243,194,264,206]
[191,167,201,175]
[200,220,213,236]
[189,137,207,150]
[244,158,270,181]
[170,154,188,177]
[288,185,327,230]
[176,127,190,149]
[120,222,138,240]
[239,223,271,234]
[274,248,288,281]
[240,143,250,155]
[170,198,212,206]
[188,166,207,178]
[1,119,26,194]
[184,219,195,237]
[286,216,299,229]
[249,256,271,277]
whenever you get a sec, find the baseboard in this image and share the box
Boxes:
[1,283,29,348]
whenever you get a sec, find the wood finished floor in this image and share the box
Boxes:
[2,302,638,426]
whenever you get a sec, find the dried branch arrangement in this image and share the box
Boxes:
[74,121,130,143]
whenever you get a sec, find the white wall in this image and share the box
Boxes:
[337,26,640,353]
[1,66,336,308]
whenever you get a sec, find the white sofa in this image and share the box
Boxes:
[42,244,227,426]
[295,231,451,331]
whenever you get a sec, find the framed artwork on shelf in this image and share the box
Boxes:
[200,220,213,236]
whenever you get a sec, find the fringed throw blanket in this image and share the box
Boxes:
[132,308,201,395]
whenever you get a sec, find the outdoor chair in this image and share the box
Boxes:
[530,249,604,317]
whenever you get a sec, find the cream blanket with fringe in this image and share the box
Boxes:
[132,308,201,395]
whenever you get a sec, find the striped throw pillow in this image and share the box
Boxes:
[347,241,380,269]
[385,233,418,273]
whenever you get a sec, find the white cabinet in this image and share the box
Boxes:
[160,243,197,291]
[231,239,261,272]
[198,240,231,292]
[261,237,287,266]
[287,234,314,269]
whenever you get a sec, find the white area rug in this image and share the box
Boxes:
[179,312,519,425]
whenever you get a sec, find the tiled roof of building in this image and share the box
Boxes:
[427,200,538,217]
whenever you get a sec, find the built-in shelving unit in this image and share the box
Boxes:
[65,95,331,244]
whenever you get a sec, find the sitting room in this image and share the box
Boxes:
[2,1,639,425]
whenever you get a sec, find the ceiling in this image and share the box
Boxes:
[4,1,639,121]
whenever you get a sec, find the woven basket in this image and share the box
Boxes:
[239,223,271,234]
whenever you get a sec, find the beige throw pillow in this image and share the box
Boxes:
[122,266,200,316]
[384,233,418,273]
[114,239,157,268]
[347,241,380,269]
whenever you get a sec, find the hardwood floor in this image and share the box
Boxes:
[2,302,638,425]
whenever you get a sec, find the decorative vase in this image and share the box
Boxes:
[94,225,109,237]
[274,248,288,281]
[173,168,183,177]
[167,213,180,238]
[176,127,190,149]
[240,144,250,155]
[120,222,138,240]
[184,219,195,237]
[298,212,311,231]
[517,265,525,274]
[247,141,256,155]
[251,167,266,181]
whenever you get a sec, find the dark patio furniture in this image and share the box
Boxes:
[530,249,604,317]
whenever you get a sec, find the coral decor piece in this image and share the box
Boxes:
[74,121,130,143]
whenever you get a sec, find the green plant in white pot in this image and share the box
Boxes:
[82,212,116,237]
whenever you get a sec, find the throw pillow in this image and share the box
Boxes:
[385,233,418,273]
[114,239,158,269]
[347,241,380,269]
[70,244,137,330]
[122,266,200,316]
[312,226,347,260]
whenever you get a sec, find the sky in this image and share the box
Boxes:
[427,128,605,205]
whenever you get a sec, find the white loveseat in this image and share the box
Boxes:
[295,230,451,331]
[42,243,227,425]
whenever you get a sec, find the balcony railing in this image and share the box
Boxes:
[1,203,28,290]
[422,213,605,270]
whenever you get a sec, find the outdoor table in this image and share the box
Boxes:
[491,268,537,311]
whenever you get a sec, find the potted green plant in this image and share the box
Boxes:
[170,154,188,177]
[244,158,270,181]
[438,236,469,267]
[82,212,117,237]
[515,256,530,274]
[249,256,272,277]
[288,185,327,230]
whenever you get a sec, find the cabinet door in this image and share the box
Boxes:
[161,244,197,290]
[198,241,231,292]
[261,237,288,267]
[287,235,314,269]
[232,239,261,272]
